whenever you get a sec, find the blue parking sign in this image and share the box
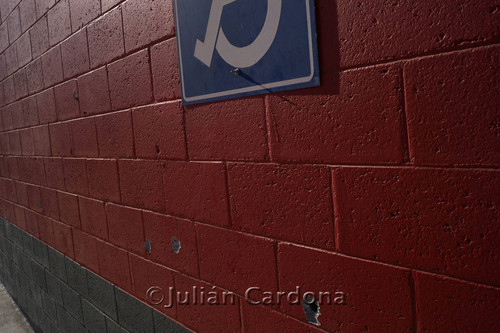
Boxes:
[174,0,320,105]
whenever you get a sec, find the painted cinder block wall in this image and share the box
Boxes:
[0,0,499,332]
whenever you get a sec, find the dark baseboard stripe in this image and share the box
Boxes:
[0,217,191,333]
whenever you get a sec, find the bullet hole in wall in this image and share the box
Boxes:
[144,240,151,254]
[172,237,181,254]
[302,294,321,326]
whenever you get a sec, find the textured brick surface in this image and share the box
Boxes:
[405,46,500,166]
[29,15,49,58]
[96,239,132,292]
[48,122,71,156]
[14,70,29,101]
[3,76,15,103]
[101,0,121,12]
[41,46,63,88]
[32,125,50,156]
[19,128,34,155]
[118,159,164,211]
[57,191,79,228]
[185,97,268,161]
[40,187,59,219]
[0,1,498,332]
[86,269,117,320]
[8,131,22,155]
[87,158,120,202]
[228,163,334,249]
[73,229,98,272]
[129,254,176,317]
[47,0,70,46]
[416,272,500,332]
[17,33,32,67]
[7,7,22,42]
[8,219,192,333]
[335,0,500,69]
[279,243,413,332]
[87,8,124,68]
[60,29,89,79]
[132,103,186,160]
[334,167,500,287]
[150,38,181,101]
[25,59,44,95]
[35,0,56,18]
[163,161,229,226]
[26,184,41,213]
[175,273,240,333]
[54,80,79,121]
[10,102,25,129]
[77,67,111,116]
[20,0,37,33]
[26,157,47,186]
[108,50,152,110]
[197,224,278,297]
[4,46,18,77]
[69,0,100,32]
[82,298,107,332]
[105,203,145,255]
[268,67,405,164]
[121,0,174,52]
[62,158,88,196]
[115,287,154,333]
[143,211,198,276]
[69,117,98,157]
[36,88,56,124]
[52,219,74,258]
[241,301,322,333]
[78,196,107,240]
[43,157,65,190]
[95,111,134,158]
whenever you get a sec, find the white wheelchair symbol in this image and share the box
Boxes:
[194,0,282,68]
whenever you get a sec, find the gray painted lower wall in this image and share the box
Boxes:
[0,217,191,333]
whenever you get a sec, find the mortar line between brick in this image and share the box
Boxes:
[128,110,136,159]
[1,154,500,173]
[112,157,122,203]
[146,47,155,102]
[103,63,112,112]
[180,105,190,161]
[329,169,340,251]
[84,26,91,75]
[67,0,74,34]
[170,271,181,323]
[126,251,134,299]
[410,270,419,333]
[273,241,280,292]
[238,296,245,332]
[119,5,126,59]
[222,162,232,228]
[192,223,202,279]
[263,95,273,161]
[401,66,413,164]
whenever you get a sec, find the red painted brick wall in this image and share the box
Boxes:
[0,0,499,332]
